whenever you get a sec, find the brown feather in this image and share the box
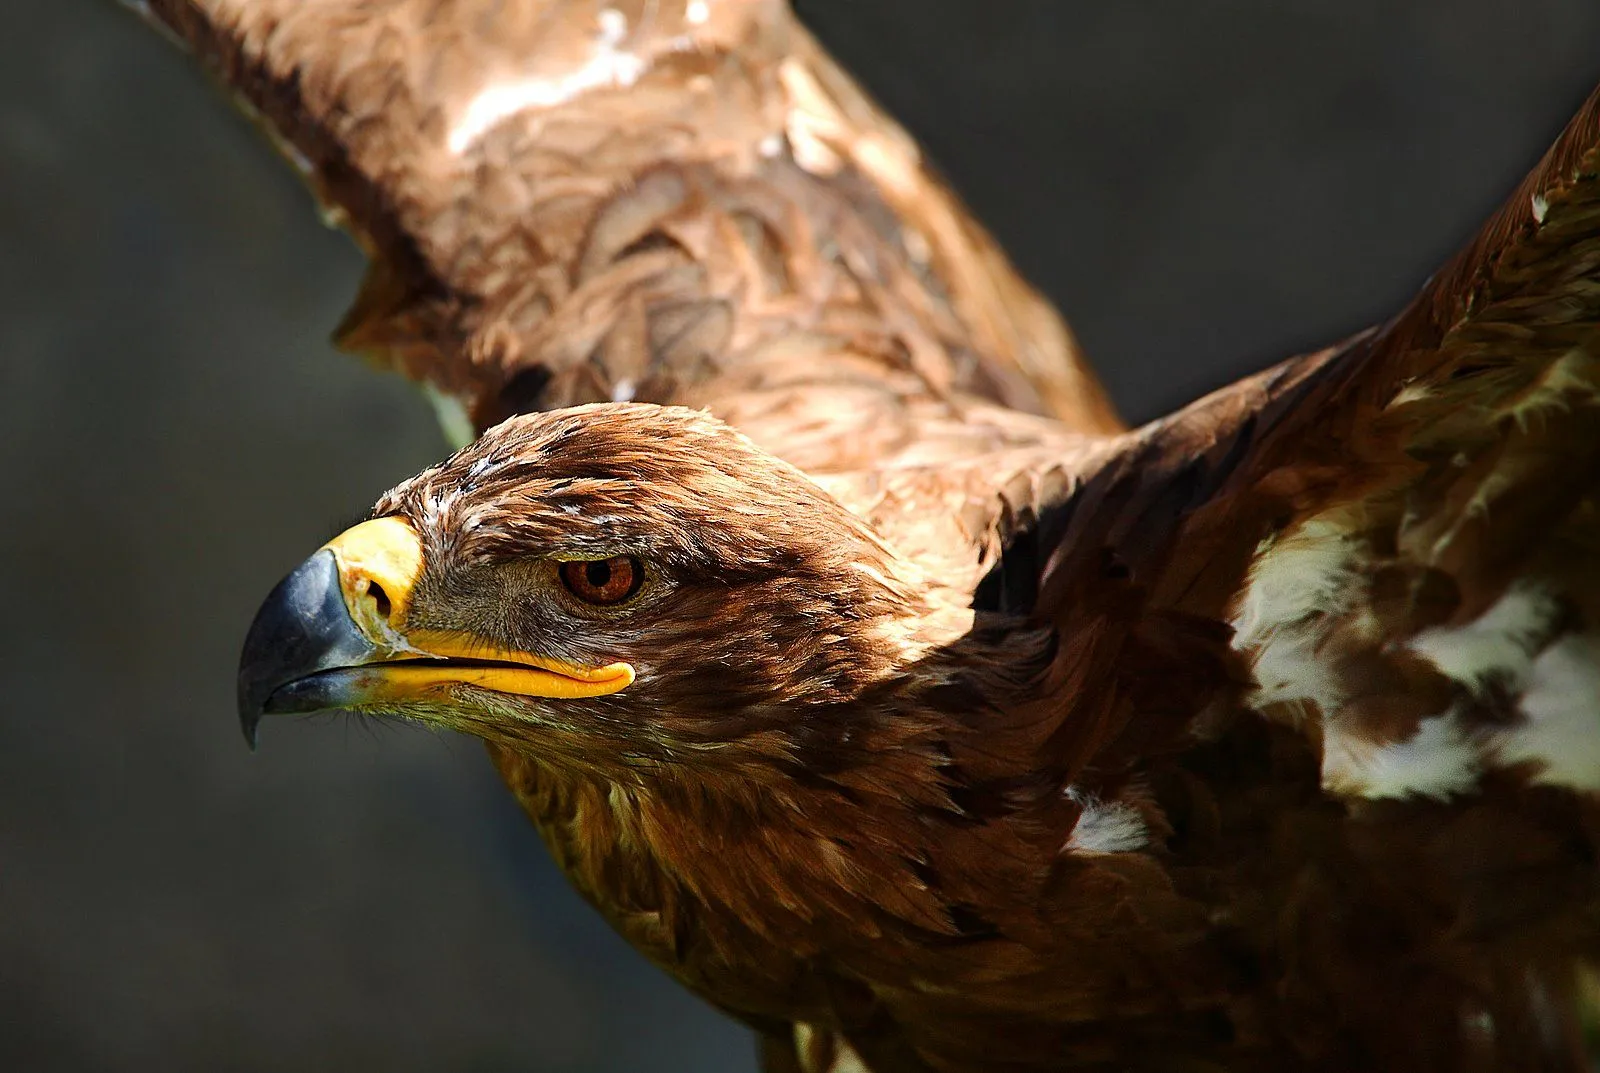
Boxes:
[132,0,1121,444]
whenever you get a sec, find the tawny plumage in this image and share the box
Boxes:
[140,1,1600,1070]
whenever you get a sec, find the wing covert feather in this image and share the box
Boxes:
[132,0,1121,452]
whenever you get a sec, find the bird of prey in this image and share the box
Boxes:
[138,0,1600,1070]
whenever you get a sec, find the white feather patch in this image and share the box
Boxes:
[1248,628,1349,715]
[1231,517,1366,717]
[1493,635,1600,790]
[1323,709,1481,801]
[1064,790,1148,854]
[1408,581,1560,695]
[1231,519,1363,649]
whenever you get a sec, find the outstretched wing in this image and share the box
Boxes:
[133,0,1121,461]
[1036,83,1600,801]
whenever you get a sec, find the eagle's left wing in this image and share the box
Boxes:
[1034,83,1600,802]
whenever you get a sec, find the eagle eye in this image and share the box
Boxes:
[558,556,645,606]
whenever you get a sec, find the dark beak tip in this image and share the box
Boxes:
[240,710,261,751]
[237,665,266,750]
[237,548,375,749]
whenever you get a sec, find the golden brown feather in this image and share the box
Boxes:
[133,0,1121,457]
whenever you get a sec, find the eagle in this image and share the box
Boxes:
[138,0,1600,1070]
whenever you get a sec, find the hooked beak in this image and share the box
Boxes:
[236,517,634,748]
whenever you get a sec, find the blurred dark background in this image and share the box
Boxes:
[2,1,1597,1069]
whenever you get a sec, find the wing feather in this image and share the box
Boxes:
[1037,84,1600,799]
[132,0,1121,449]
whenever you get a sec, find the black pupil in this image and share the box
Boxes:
[585,560,613,590]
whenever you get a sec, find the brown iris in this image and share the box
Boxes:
[558,556,644,606]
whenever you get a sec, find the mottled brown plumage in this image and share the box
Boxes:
[142,1,1600,1070]
[136,0,1119,459]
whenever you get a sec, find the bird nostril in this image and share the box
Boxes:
[368,581,392,620]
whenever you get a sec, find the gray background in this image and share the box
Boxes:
[3,1,1598,1069]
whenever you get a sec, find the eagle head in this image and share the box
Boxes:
[237,403,942,774]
